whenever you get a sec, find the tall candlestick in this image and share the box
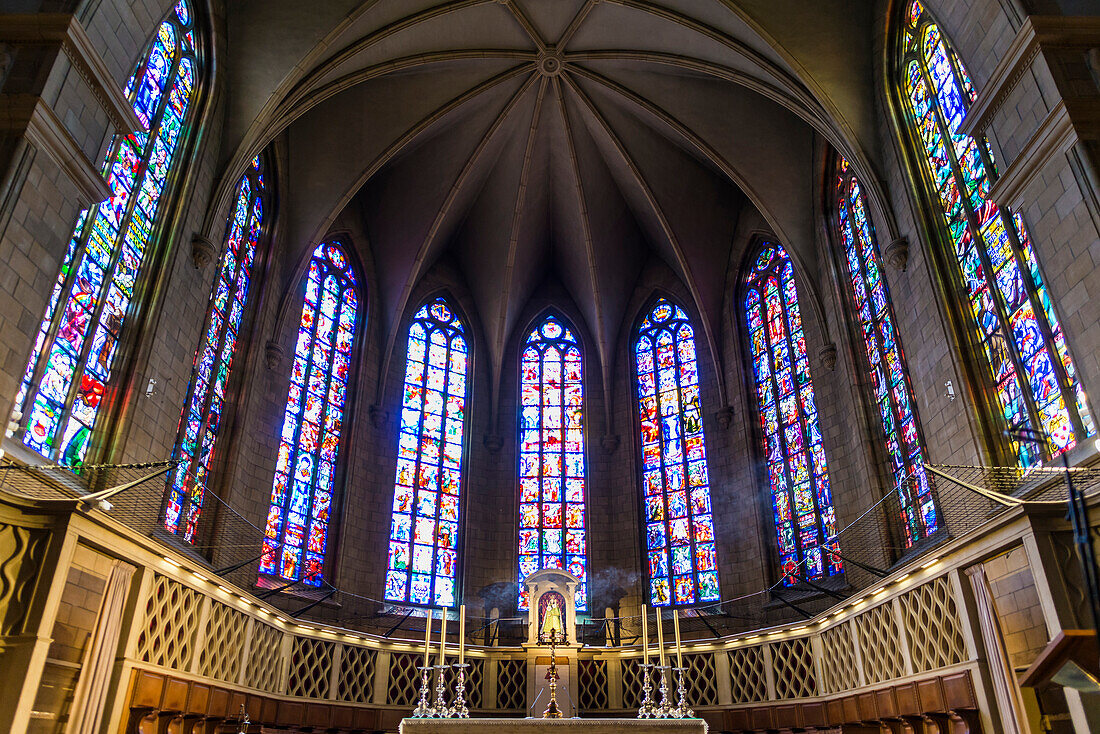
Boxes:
[641,603,649,667]
[438,607,447,666]
[655,606,666,668]
[423,609,433,668]
[673,609,683,670]
[458,604,466,665]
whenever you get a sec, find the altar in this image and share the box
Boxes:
[400,720,708,734]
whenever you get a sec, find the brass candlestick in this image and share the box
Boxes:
[542,630,563,719]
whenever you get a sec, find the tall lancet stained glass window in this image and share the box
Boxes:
[835,159,937,547]
[260,242,358,586]
[518,316,588,612]
[900,0,1093,464]
[745,244,840,585]
[17,1,198,467]
[164,157,265,542]
[634,299,719,606]
[384,298,468,607]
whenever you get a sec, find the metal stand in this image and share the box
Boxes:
[636,662,657,718]
[542,630,563,718]
[451,662,471,718]
[673,666,695,718]
[654,665,674,718]
[411,665,436,718]
[433,664,450,717]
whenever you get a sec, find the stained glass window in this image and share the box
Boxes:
[163,157,265,542]
[518,315,588,612]
[900,0,1093,464]
[16,1,198,468]
[384,298,468,607]
[634,299,719,606]
[835,158,937,548]
[745,243,841,585]
[259,242,358,586]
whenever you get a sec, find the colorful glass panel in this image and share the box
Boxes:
[745,243,841,585]
[17,2,197,468]
[634,298,719,606]
[900,0,1093,463]
[163,157,265,542]
[518,315,587,612]
[835,158,937,547]
[259,242,358,586]
[384,297,468,607]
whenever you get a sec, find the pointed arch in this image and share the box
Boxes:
[384,295,470,607]
[743,242,840,585]
[260,240,361,586]
[633,296,719,607]
[163,154,269,542]
[833,156,938,548]
[17,1,202,468]
[518,311,588,612]
[894,0,1093,464]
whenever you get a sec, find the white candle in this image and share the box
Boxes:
[655,606,666,668]
[423,609,433,668]
[641,603,649,667]
[459,604,466,665]
[673,609,683,670]
[438,607,447,666]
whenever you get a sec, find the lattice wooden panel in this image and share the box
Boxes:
[901,576,968,672]
[246,621,283,692]
[856,602,906,683]
[620,658,644,710]
[287,637,333,698]
[771,638,817,699]
[136,574,202,670]
[197,602,247,682]
[496,658,527,710]
[682,653,718,707]
[727,646,767,703]
[578,659,608,711]
[388,651,423,706]
[819,623,859,693]
[338,646,377,702]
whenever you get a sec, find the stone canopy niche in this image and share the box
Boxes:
[524,569,580,646]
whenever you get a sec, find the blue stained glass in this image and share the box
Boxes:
[260,242,358,586]
[17,2,197,469]
[164,161,265,542]
[836,158,938,547]
[518,315,588,612]
[385,298,468,607]
[634,298,719,605]
[901,0,1093,463]
[745,244,841,585]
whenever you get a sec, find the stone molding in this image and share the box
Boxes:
[960,16,1100,138]
[0,13,140,135]
[0,94,111,205]
[988,99,1100,211]
[190,233,217,270]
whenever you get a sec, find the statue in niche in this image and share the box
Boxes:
[539,591,566,643]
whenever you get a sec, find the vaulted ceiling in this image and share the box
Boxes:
[211,0,881,406]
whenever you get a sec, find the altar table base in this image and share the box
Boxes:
[400,718,707,734]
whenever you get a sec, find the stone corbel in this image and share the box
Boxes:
[190,233,216,270]
[368,404,388,428]
[484,434,503,453]
[600,434,619,454]
[818,342,838,372]
[263,340,284,371]
[0,14,140,134]
[883,236,909,272]
[714,406,734,430]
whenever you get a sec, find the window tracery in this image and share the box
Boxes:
[17,1,198,468]
[899,0,1093,464]
[518,315,588,612]
[384,297,468,607]
[260,241,358,586]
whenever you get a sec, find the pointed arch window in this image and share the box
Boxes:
[835,158,937,547]
[163,157,266,542]
[16,1,199,468]
[744,243,840,585]
[259,242,359,586]
[899,0,1093,464]
[634,298,719,606]
[518,315,588,612]
[384,298,469,607]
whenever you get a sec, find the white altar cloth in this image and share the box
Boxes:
[400,718,708,734]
